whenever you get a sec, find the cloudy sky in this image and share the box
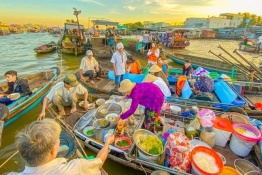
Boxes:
[1,0,261,26]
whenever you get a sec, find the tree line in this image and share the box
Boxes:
[238,12,262,27]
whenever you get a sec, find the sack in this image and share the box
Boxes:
[191,92,213,101]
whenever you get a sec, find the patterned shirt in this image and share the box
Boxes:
[120,83,164,119]
[194,77,214,93]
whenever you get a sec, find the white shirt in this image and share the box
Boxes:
[8,157,102,175]
[80,56,98,72]
[142,34,149,43]
[258,36,262,44]
[153,77,171,97]
[46,82,87,102]
[110,51,127,75]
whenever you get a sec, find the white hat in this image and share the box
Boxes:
[86,50,93,55]
[116,42,124,50]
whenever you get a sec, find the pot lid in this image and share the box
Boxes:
[214,117,233,132]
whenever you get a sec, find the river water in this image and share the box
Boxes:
[0,33,261,175]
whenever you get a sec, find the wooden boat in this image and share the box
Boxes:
[163,29,190,49]
[0,67,60,127]
[59,23,87,56]
[72,97,262,174]
[239,42,260,53]
[33,41,57,54]
[168,53,245,77]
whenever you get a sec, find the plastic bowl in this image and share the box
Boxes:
[170,105,181,114]
[96,98,105,106]
[7,93,21,100]
[114,137,132,151]
[234,159,259,175]
[83,126,95,137]
[105,113,118,128]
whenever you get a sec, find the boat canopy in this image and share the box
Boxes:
[64,23,85,30]
[92,20,119,26]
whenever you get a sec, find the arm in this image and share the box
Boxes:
[38,97,50,120]
[83,91,89,110]
[155,49,160,58]
[96,134,114,168]
[79,69,85,80]
[112,63,117,76]
[111,55,118,76]
[4,83,13,94]
[18,79,31,97]
[120,97,139,119]
[147,49,151,56]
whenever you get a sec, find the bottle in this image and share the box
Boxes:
[200,127,216,147]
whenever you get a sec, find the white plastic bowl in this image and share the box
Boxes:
[170,105,181,114]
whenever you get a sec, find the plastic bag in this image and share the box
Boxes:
[198,109,216,127]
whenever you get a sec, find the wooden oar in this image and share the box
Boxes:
[233,49,262,76]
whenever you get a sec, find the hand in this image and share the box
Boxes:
[114,71,118,76]
[105,134,115,145]
[0,94,4,98]
[80,76,85,81]
[95,66,99,72]
[84,102,89,111]
[38,111,45,120]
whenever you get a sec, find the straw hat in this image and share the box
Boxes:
[143,74,158,83]
[149,64,162,73]
[118,79,136,93]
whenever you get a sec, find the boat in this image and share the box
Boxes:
[87,19,123,58]
[0,67,60,127]
[59,22,86,56]
[33,41,57,54]
[72,96,262,174]
[0,22,10,36]
[164,29,190,49]
[168,52,247,79]
[239,42,260,53]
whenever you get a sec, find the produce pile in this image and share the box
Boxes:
[137,135,162,155]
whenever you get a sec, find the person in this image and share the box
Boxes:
[243,36,248,45]
[143,74,171,98]
[183,60,193,77]
[126,56,142,74]
[0,70,31,105]
[111,42,127,88]
[8,118,114,175]
[38,74,89,120]
[116,79,164,131]
[147,42,160,66]
[79,50,102,84]
[141,31,149,54]
[258,34,262,52]
[157,57,169,76]
[149,64,169,85]
[94,25,100,37]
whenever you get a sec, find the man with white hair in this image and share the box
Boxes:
[8,118,115,175]
[110,42,127,88]
[79,50,102,84]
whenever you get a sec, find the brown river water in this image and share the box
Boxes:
[0,33,261,175]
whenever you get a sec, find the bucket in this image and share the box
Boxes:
[221,166,240,175]
[213,118,233,147]
[93,119,110,141]
[234,159,260,175]
[233,124,262,142]
[191,146,223,175]
[229,133,257,157]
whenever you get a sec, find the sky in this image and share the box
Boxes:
[0,0,261,27]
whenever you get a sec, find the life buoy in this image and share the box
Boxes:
[176,76,187,97]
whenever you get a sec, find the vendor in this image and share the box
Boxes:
[116,79,164,131]
[149,64,169,85]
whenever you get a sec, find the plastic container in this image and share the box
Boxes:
[221,166,240,175]
[114,137,132,151]
[200,127,216,147]
[181,81,192,99]
[221,112,250,124]
[229,133,257,157]
[233,124,262,142]
[214,80,237,104]
[254,102,262,110]
[170,105,181,115]
[234,159,259,175]
[191,146,224,175]
[93,119,110,141]
[213,118,233,147]
[105,113,118,129]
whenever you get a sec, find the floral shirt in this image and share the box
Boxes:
[194,77,214,93]
[120,83,164,120]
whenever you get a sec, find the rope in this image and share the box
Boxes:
[138,162,148,175]
[0,150,19,169]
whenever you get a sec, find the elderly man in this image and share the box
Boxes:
[111,42,127,88]
[79,50,102,84]
[38,74,89,120]
[8,118,114,175]
[0,70,31,105]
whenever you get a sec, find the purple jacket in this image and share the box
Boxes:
[120,83,164,119]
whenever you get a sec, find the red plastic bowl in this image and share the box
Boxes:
[114,137,132,151]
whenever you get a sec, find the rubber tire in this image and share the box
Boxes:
[0,103,9,120]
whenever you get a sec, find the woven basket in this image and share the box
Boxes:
[220,112,250,124]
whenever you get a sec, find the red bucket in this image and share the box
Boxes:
[254,102,262,110]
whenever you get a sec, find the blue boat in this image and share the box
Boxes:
[0,67,60,127]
